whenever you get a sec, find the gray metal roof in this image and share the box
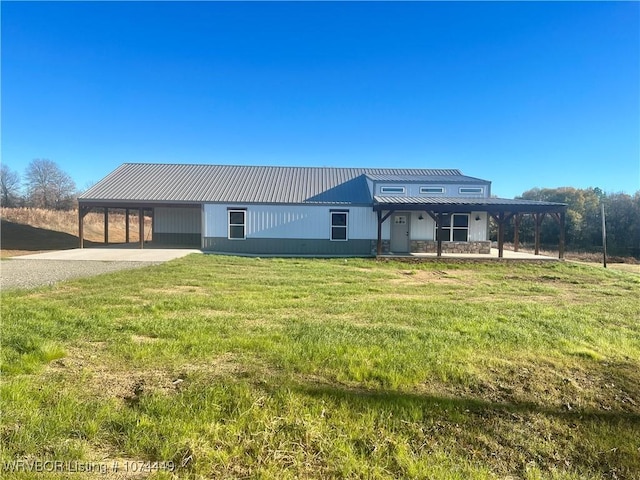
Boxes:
[366,172,489,184]
[373,196,567,213]
[80,163,490,205]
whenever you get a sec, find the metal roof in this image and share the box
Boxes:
[373,196,567,213]
[365,172,489,184]
[80,163,490,205]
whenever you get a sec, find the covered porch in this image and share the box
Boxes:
[373,197,568,259]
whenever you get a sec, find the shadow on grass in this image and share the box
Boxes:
[291,380,640,423]
[0,220,101,251]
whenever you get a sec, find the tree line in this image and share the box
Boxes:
[1,159,77,210]
[493,187,640,258]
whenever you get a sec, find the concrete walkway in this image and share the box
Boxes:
[10,248,202,262]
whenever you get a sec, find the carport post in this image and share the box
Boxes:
[78,206,90,248]
[104,208,109,244]
[125,208,130,243]
[139,208,144,249]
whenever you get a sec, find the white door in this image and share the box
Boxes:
[390,214,410,253]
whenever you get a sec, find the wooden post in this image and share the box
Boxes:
[513,214,522,252]
[436,213,443,257]
[490,212,514,259]
[78,206,90,248]
[601,203,607,268]
[125,208,130,243]
[376,210,393,256]
[498,213,505,258]
[139,208,144,249]
[559,211,566,260]
[104,208,109,244]
[534,213,545,255]
[376,210,382,256]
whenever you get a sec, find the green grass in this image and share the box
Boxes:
[2,256,639,479]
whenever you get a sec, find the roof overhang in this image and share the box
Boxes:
[373,196,567,214]
[78,199,202,209]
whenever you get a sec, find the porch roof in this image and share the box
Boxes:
[373,196,567,214]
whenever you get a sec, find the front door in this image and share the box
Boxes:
[390,213,410,253]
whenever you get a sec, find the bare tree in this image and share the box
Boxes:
[24,159,77,210]
[1,164,22,207]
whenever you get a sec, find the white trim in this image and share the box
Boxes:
[228,209,246,240]
[330,211,348,241]
[459,187,484,194]
[420,186,445,194]
[435,213,470,242]
[380,186,406,194]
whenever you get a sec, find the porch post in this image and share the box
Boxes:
[104,208,109,245]
[376,210,382,256]
[436,213,443,257]
[552,211,566,260]
[513,213,522,252]
[498,213,505,258]
[125,208,130,243]
[139,208,144,249]
[534,213,545,255]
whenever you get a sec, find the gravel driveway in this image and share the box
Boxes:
[1,260,160,290]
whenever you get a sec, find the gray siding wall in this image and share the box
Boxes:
[154,232,201,247]
[203,238,373,256]
[154,207,201,234]
[154,207,202,246]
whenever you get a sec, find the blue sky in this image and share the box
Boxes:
[2,1,638,198]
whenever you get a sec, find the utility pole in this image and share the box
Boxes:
[601,202,607,268]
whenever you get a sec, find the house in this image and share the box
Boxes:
[78,163,567,257]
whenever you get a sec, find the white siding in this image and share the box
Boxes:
[410,212,436,240]
[154,207,201,234]
[469,211,488,241]
[204,204,388,240]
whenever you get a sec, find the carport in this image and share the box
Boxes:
[77,202,202,249]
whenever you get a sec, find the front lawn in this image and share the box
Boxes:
[2,256,639,479]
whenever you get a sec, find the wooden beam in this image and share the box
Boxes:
[125,208,130,243]
[425,211,438,223]
[104,208,109,245]
[376,210,394,255]
[139,208,144,249]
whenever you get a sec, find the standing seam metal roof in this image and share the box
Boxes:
[80,163,491,204]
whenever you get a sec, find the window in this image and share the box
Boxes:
[436,214,469,242]
[380,186,406,194]
[331,211,348,241]
[420,186,445,194]
[228,210,246,239]
[459,187,484,194]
